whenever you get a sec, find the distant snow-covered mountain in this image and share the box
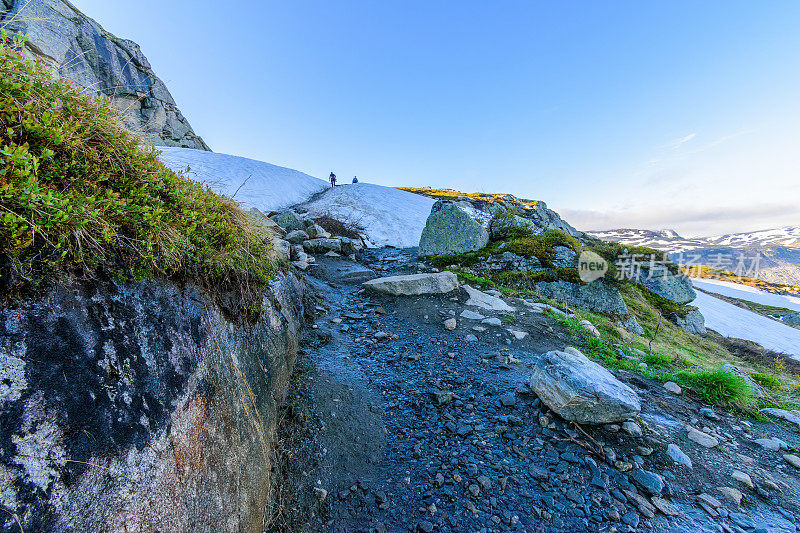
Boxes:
[587,226,800,287]
[589,226,800,253]
[705,226,800,248]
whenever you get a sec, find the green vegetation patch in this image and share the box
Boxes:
[749,372,781,391]
[501,229,581,266]
[0,33,275,320]
[676,369,755,407]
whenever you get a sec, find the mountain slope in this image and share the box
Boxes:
[0,0,208,150]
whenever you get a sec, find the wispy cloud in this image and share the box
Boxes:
[668,132,696,149]
[685,129,752,155]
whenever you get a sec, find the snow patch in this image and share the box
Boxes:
[693,279,800,313]
[298,183,436,248]
[691,291,800,359]
[157,147,328,212]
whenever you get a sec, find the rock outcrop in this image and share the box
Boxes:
[418,195,580,257]
[536,279,631,316]
[673,309,707,335]
[0,0,209,150]
[638,265,696,305]
[529,348,641,424]
[0,274,305,532]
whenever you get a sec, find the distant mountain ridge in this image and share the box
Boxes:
[587,226,800,287]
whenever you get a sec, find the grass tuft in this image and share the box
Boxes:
[676,369,755,407]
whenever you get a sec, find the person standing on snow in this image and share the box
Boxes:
[352,176,359,183]
[329,172,337,187]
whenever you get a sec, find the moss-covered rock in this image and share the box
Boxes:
[535,279,630,316]
[418,201,490,256]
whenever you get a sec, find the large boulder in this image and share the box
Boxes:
[362,272,459,296]
[285,229,310,244]
[490,203,581,240]
[0,0,208,150]
[530,348,641,424]
[418,201,490,257]
[535,280,629,315]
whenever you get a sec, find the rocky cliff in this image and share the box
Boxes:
[0,273,306,532]
[0,0,209,150]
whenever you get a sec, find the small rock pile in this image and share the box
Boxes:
[260,208,366,270]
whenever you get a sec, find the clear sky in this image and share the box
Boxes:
[68,0,800,236]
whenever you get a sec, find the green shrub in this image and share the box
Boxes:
[0,32,274,319]
[749,372,781,391]
[428,250,489,268]
[676,369,755,407]
[454,271,497,290]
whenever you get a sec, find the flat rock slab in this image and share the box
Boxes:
[362,272,459,296]
[529,347,641,424]
[459,309,486,320]
[687,427,719,448]
[760,408,800,426]
[463,284,515,312]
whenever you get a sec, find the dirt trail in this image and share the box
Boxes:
[279,249,800,533]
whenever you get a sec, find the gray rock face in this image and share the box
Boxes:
[529,348,641,424]
[303,238,342,254]
[490,214,541,239]
[619,316,645,335]
[535,280,630,316]
[0,273,305,532]
[418,201,490,257]
[1,0,209,150]
[272,210,305,232]
[285,229,310,244]
[673,309,706,335]
[639,266,696,305]
[551,246,578,268]
[362,272,459,296]
[760,408,800,427]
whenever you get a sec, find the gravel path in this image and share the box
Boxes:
[281,249,800,533]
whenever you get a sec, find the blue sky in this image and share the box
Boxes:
[69,0,800,236]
